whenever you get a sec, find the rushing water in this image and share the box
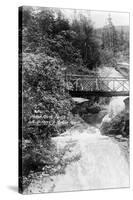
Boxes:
[24,67,129,194]
[25,122,129,194]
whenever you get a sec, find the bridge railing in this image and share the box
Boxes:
[65,74,129,92]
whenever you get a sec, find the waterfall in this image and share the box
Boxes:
[108,97,126,117]
[101,96,127,124]
[98,66,129,124]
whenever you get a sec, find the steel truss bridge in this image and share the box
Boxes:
[65,74,129,97]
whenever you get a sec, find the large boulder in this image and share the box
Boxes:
[100,111,129,137]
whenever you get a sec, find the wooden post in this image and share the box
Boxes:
[96,78,99,91]
[113,80,115,91]
[123,80,125,91]
[76,80,78,91]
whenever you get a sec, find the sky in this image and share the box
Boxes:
[30,6,129,28]
[90,10,129,28]
[61,8,129,28]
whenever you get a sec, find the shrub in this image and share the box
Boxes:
[20,52,73,191]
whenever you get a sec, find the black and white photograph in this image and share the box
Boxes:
[19,6,129,194]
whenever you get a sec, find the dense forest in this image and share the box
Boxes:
[19,7,129,191]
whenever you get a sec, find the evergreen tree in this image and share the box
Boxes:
[102,14,118,54]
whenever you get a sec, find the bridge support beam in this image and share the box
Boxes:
[69,90,129,98]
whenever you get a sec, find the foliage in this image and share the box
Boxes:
[99,48,117,67]
[22,139,81,191]
[22,7,101,71]
[21,52,73,191]
[20,7,129,191]
[23,52,73,137]
[71,14,101,69]
[100,16,129,63]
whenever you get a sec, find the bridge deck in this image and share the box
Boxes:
[69,90,129,97]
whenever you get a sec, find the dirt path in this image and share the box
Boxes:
[24,124,129,194]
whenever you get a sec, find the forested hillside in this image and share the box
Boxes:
[96,25,129,64]
[19,7,129,192]
[21,7,102,73]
